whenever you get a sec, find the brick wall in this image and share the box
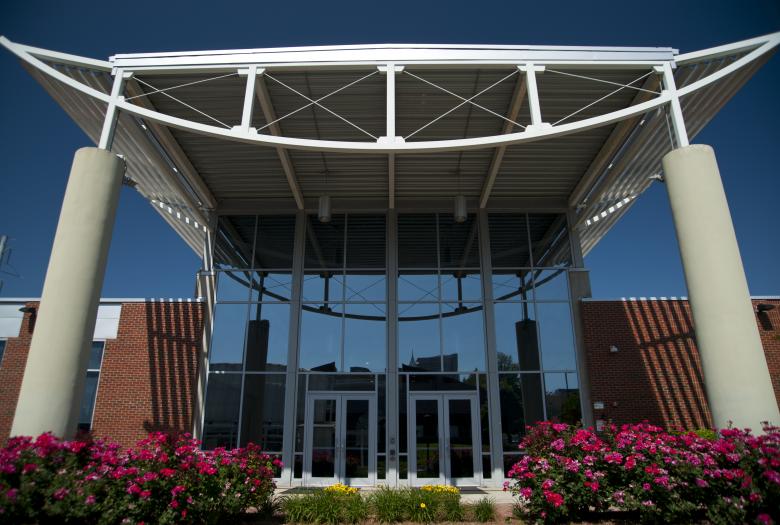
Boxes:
[0,301,204,447]
[581,298,780,430]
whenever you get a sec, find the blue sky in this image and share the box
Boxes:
[0,0,778,299]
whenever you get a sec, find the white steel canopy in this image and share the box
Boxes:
[2,33,778,255]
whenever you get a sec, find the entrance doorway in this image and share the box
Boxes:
[304,393,376,486]
[409,392,481,486]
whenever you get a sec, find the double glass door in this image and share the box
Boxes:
[409,392,481,486]
[304,394,376,486]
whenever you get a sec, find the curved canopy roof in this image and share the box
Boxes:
[2,34,778,256]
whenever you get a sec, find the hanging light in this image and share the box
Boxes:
[454,194,467,223]
[318,195,332,223]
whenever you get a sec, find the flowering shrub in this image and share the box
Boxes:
[505,421,780,524]
[0,432,279,524]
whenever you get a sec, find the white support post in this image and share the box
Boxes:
[98,69,132,150]
[386,210,399,485]
[379,64,404,208]
[519,63,549,131]
[237,65,259,133]
[656,63,690,148]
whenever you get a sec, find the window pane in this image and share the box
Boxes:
[299,304,343,371]
[253,215,296,269]
[214,216,256,270]
[528,213,572,268]
[398,271,438,303]
[398,214,437,268]
[398,303,440,371]
[544,373,581,424]
[440,271,482,302]
[488,214,530,268]
[305,214,345,269]
[87,341,104,370]
[78,370,100,430]
[536,303,576,370]
[409,373,477,391]
[0,340,5,365]
[347,215,386,269]
[217,270,252,302]
[203,373,241,449]
[302,271,344,303]
[240,375,285,451]
[499,373,543,453]
[533,269,569,301]
[344,303,386,372]
[210,304,249,371]
[245,303,290,372]
[494,302,539,371]
[250,272,293,302]
[439,214,479,268]
[491,269,533,301]
[345,271,386,302]
[308,374,376,391]
[441,303,485,371]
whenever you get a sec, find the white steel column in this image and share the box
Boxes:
[519,64,548,131]
[662,145,779,429]
[386,209,399,485]
[379,64,403,209]
[98,70,131,149]
[193,214,217,440]
[657,63,690,148]
[11,147,124,437]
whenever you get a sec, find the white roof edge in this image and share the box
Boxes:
[0,297,202,303]
[111,42,678,60]
[581,296,780,302]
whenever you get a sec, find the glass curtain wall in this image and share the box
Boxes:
[488,213,581,474]
[203,215,296,455]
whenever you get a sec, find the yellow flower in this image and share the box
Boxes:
[420,502,426,509]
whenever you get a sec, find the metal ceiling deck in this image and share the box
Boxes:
[3,35,777,258]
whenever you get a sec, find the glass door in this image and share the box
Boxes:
[304,394,376,486]
[409,393,481,486]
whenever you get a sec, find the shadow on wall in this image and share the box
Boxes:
[142,301,201,436]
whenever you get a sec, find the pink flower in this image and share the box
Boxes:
[160,468,176,478]
[171,485,186,496]
[542,478,555,490]
[53,488,69,500]
[612,491,625,504]
[170,500,179,509]
[550,439,565,451]
[584,480,599,492]
[544,491,564,508]
[552,423,568,432]
[757,514,772,525]
[85,495,96,505]
[140,490,152,500]
[5,488,18,502]
[519,487,532,499]
[22,463,38,474]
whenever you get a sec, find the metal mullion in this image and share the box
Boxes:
[340,215,348,372]
[477,209,505,484]
[234,300,253,448]
[281,210,307,485]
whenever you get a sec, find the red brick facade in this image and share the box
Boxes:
[581,298,780,430]
[0,301,204,447]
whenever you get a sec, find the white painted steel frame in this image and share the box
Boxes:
[3,33,777,156]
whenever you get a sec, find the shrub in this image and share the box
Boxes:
[505,421,780,524]
[368,486,409,522]
[282,487,368,524]
[469,496,496,522]
[0,432,278,524]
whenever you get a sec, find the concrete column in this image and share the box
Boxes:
[11,147,124,438]
[662,144,779,430]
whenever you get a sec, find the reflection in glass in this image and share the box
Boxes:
[250,272,293,302]
[494,302,539,371]
[528,213,572,268]
[478,374,490,453]
[347,215,386,269]
[544,373,581,424]
[253,215,296,269]
[210,304,249,371]
[533,269,569,301]
[398,272,438,303]
[302,271,344,303]
[399,303,440,371]
[214,216,256,270]
[344,304,386,372]
[536,303,576,370]
[415,399,440,478]
[240,375,285,450]
[408,374,477,391]
[439,214,480,268]
[305,215,345,269]
[499,373,543,452]
[87,341,104,370]
[398,214,437,268]
[491,270,533,302]
[311,398,337,478]
[345,272,386,302]
[245,303,290,371]
[399,376,407,453]
[440,271,482,302]
[299,305,343,371]
[344,399,371,478]
[203,374,241,449]
[307,375,376,391]
[441,303,485,371]
[78,371,99,431]
[488,214,531,268]
[217,270,252,302]
[448,399,474,478]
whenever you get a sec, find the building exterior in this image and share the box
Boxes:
[1,33,779,488]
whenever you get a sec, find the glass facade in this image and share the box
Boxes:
[202,211,582,484]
